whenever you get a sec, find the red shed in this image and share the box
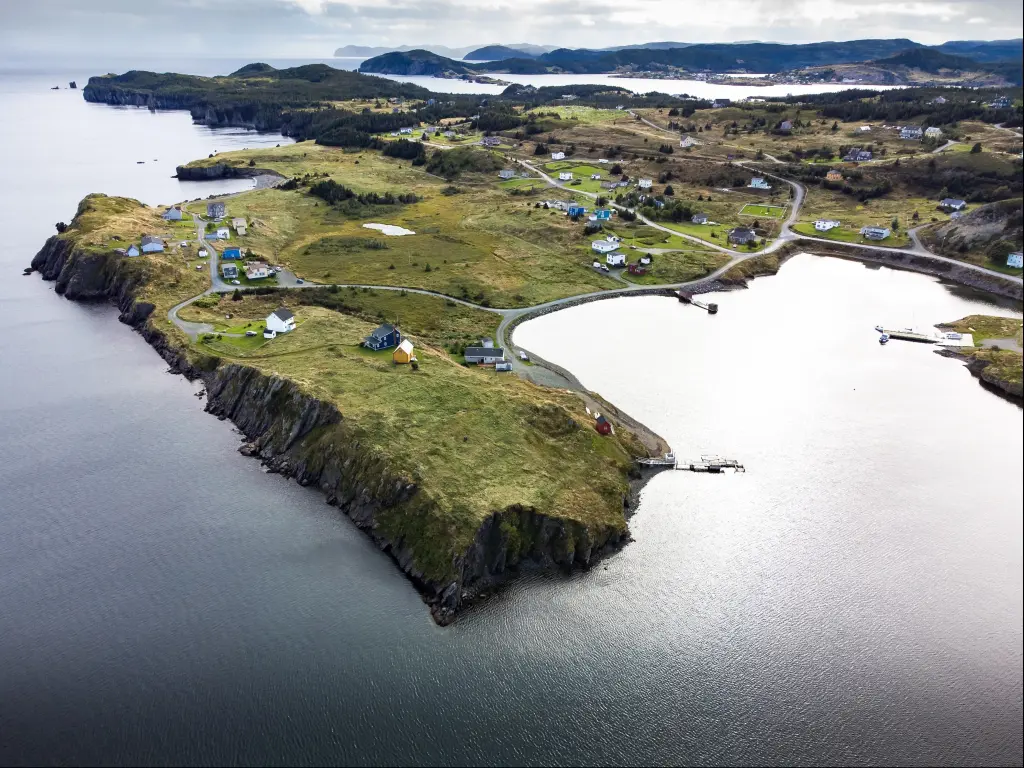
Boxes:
[594,415,612,435]
[628,263,647,275]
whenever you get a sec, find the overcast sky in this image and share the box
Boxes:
[2,0,1021,59]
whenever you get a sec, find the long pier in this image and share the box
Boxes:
[637,455,746,473]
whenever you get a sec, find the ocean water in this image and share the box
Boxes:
[1,54,895,98]
[0,71,1021,766]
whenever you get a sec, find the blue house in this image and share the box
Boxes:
[222,247,242,260]
[595,209,612,221]
[568,204,587,217]
[364,323,401,351]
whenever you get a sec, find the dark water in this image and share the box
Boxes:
[1,72,1021,767]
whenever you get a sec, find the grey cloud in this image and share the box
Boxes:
[1,0,1020,58]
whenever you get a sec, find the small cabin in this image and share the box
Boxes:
[393,339,415,364]
[595,415,612,435]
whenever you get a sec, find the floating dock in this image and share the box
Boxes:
[876,326,975,347]
[677,291,718,314]
[637,454,745,472]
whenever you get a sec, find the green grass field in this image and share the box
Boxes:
[792,221,910,247]
[739,204,787,218]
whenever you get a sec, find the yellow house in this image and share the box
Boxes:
[393,339,415,364]
[826,170,843,182]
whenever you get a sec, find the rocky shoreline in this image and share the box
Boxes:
[934,348,1024,403]
[29,234,668,625]
[781,241,1023,301]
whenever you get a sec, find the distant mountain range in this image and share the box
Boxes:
[335,43,556,60]
[358,39,1022,84]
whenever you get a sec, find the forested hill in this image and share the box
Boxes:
[83,64,433,112]
[361,39,930,75]
[362,39,1024,78]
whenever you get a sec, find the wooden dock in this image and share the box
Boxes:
[876,326,975,347]
[677,291,718,314]
[636,455,745,473]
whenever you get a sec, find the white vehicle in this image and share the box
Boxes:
[231,279,241,285]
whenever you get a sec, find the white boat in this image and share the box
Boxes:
[879,333,890,344]
[875,325,884,332]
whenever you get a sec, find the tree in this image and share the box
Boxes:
[891,217,900,232]
[664,185,674,196]
[55,221,67,233]
[970,142,982,153]
[231,289,242,301]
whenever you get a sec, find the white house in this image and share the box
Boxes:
[498,169,516,179]
[639,255,652,265]
[598,158,608,163]
[749,177,772,190]
[399,127,413,135]
[551,151,566,160]
[161,206,184,221]
[245,261,271,280]
[126,244,140,257]
[940,198,967,211]
[232,217,247,235]
[900,126,923,140]
[216,227,230,240]
[558,172,574,181]
[590,173,601,180]
[1007,252,1023,268]
[860,226,891,240]
[814,219,841,231]
[859,125,872,132]
[198,248,208,258]
[925,126,943,138]
[591,239,619,254]
[140,235,164,253]
[605,252,626,267]
[679,136,699,148]
[638,178,653,189]
[266,307,296,334]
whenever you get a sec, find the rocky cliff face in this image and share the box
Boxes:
[174,163,282,181]
[29,234,637,624]
[83,83,287,132]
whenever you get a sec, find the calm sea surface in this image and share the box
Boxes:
[1,54,895,98]
[0,70,1021,767]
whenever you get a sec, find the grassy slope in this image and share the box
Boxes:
[65,193,650,583]
[206,304,640,578]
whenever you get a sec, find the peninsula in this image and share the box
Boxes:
[39,65,1024,621]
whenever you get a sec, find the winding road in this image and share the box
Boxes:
[167,144,1022,390]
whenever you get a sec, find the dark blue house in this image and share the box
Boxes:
[568,204,587,217]
[364,323,401,351]
[222,247,242,260]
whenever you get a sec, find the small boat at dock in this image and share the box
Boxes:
[879,333,889,344]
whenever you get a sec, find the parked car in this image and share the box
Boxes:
[195,264,203,270]
[296,278,304,284]
[245,330,257,337]
[231,279,240,285]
